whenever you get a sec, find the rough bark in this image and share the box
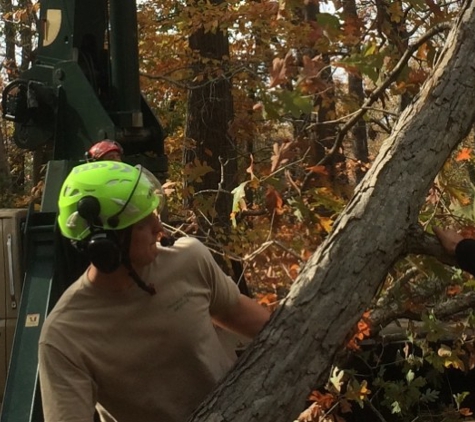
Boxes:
[1,0,17,79]
[189,2,475,421]
[343,0,369,184]
[184,0,236,221]
[0,126,11,196]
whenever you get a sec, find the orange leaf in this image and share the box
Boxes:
[257,293,278,306]
[265,186,284,214]
[347,311,371,350]
[308,391,335,410]
[269,51,294,88]
[456,147,472,161]
[460,225,475,239]
[306,165,328,175]
[446,285,462,296]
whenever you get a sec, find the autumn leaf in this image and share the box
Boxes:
[460,225,475,239]
[347,311,371,350]
[306,165,328,175]
[257,292,278,306]
[445,356,465,370]
[296,402,323,422]
[265,186,284,215]
[318,217,333,234]
[308,391,335,410]
[446,285,462,296]
[345,380,371,403]
[445,185,471,206]
[438,344,452,357]
[300,55,325,81]
[426,186,440,205]
[456,147,472,161]
[269,51,294,88]
[329,367,345,393]
[459,407,473,416]
[230,181,249,227]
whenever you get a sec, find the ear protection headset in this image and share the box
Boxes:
[76,195,123,273]
[76,194,157,295]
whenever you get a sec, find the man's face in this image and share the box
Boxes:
[128,213,162,267]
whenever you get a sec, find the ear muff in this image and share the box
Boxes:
[75,195,122,273]
[87,232,122,273]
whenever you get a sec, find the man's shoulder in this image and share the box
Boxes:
[174,236,206,252]
[39,275,88,340]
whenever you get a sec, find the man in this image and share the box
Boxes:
[85,139,175,247]
[86,140,123,162]
[39,161,271,422]
[434,226,475,275]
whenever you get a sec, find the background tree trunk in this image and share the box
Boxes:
[184,0,236,221]
[343,0,369,183]
[0,128,11,199]
[1,0,17,78]
[189,1,475,421]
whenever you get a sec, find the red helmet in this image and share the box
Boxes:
[86,140,123,161]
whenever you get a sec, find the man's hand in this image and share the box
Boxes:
[433,226,464,256]
[213,294,271,339]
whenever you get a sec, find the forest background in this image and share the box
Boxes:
[1,0,475,421]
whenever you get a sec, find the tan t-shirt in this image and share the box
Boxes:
[39,237,241,422]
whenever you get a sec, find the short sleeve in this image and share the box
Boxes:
[188,239,241,317]
[39,343,97,422]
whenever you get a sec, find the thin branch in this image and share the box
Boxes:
[370,291,475,338]
[302,22,451,190]
[405,223,457,266]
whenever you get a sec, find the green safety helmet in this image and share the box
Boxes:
[58,161,164,241]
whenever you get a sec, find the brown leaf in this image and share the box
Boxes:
[265,186,284,214]
[460,408,473,416]
[306,165,329,175]
[269,51,294,88]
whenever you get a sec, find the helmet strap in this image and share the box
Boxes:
[120,228,156,296]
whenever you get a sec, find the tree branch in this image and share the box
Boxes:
[405,224,457,266]
[302,22,451,190]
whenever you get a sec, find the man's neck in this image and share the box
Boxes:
[87,265,135,292]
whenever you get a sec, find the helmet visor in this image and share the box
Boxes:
[139,166,165,214]
[105,165,165,227]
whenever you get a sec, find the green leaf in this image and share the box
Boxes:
[230,181,249,227]
[453,392,470,409]
[277,91,314,118]
[391,401,402,414]
[420,388,439,404]
[316,13,340,30]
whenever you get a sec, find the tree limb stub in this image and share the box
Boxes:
[190,2,475,421]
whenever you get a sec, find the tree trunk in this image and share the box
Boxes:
[1,0,18,78]
[343,0,369,183]
[0,127,11,197]
[184,1,236,221]
[189,2,475,421]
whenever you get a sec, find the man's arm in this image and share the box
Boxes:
[213,294,271,339]
[39,343,97,422]
[433,226,475,276]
